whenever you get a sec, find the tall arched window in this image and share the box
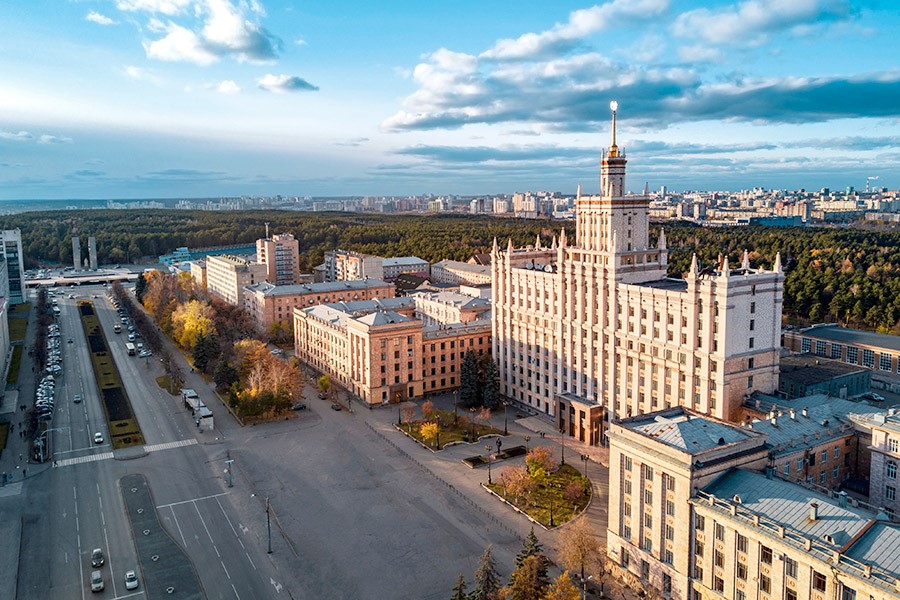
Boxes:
[887,461,898,480]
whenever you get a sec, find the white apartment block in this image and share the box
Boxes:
[432,260,492,285]
[0,229,25,304]
[257,233,300,285]
[324,250,429,282]
[608,408,900,600]
[205,254,267,306]
[410,290,491,327]
[492,105,784,444]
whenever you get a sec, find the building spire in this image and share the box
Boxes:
[492,237,498,255]
[658,228,666,250]
[559,227,567,248]
[689,253,698,277]
[576,183,582,200]
[742,249,750,270]
[774,252,783,274]
[609,100,619,158]
[535,233,541,250]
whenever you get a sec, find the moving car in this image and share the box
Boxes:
[91,548,104,568]
[124,570,139,590]
[73,394,82,403]
[90,570,104,592]
[93,432,104,444]
[330,404,342,411]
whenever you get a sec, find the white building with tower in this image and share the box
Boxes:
[491,102,784,446]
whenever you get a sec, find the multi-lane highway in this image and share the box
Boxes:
[8,287,277,599]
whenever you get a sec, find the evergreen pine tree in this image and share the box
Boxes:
[482,358,500,410]
[516,528,543,567]
[450,574,467,600]
[470,544,501,600]
[134,273,147,303]
[460,350,479,407]
[191,332,217,374]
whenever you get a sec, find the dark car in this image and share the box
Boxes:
[330,404,341,411]
[91,548,105,568]
[291,403,307,411]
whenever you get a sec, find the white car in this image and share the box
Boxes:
[93,432,104,444]
[124,570,139,590]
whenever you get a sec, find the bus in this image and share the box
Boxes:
[125,342,136,356]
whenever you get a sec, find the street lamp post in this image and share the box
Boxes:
[224,459,234,488]
[470,407,477,441]
[560,429,566,465]
[251,494,273,553]
[523,435,531,452]
[502,401,509,435]
[549,490,555,527]
[581,454,590,478]
[485,444,494,484]
[453,390,458,426]
[581,575,594,600]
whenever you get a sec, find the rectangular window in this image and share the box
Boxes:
[664,549,673,565]
[736,590,746,600]
[881,353,893,371]
[713,576,724,593]
[783,463,791,476]
[841,588,856,600]
[760,573,771,593]
[714,549,724,568]
[624,456,633,471]
[750,319,755,331]
[736,533,748,553]
[813,571,827,592]
[760,545,772,564]
[786,590,797,600]
[815,339,826,355]
[863,348,875,368]
[666,500,675,516]
[695,540,704,557]
[785,556,798,578]
[644,513,652,529]
[696,514,705,531]
[749,337,754,349]
[831,343,843,359]
[834,446,840,459]
[887,485,896,501]
[714,522,724,541]
[846,346,858,364]
[665,525,674,541]
[801,338,811,353]
[736,561,747,580]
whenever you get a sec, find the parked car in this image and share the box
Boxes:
[291,403,307,411]
[91,548,105,568]
[124,570,139,591]
[330,404,342,411]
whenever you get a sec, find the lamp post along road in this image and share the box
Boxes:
[485,445,494,484]
[266,497,272,554]
[502,401,508,435]
[560,430,566,465]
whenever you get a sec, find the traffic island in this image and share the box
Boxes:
[78,301,144,449]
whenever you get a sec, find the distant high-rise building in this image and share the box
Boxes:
[72,236,82,270]
[0,229,25,304]
[88,236,97,270]
[256,232,300,285]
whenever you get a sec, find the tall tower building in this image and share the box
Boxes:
[492,103,784,445]
[88,236,98,270]
[257,232,300,286]
[0,229,25,304]
[72,236,82,270]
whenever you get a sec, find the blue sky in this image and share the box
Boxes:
[1,0,898,200]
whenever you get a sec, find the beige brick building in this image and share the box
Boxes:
[256,233,300,286]
[293,295,491,405]
[205,254,267,306]
[492,104,784,443]
[865,410,900,520]
[607,407,900,600]
[431,260,492,285]
[244,279,395,332]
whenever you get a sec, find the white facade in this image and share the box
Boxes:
[492,105,784,440]
[0,229,25,304]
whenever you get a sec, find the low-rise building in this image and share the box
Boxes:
[431,260,492,285]
[293,296,491,405]
[778,353,870,399]
[244,279,395,332]
[188,260,207,290]
[410,290,491,327]
[607,407,900,600]
[324,249,429,282]
[785,324,900,382]
[205,254,267,306]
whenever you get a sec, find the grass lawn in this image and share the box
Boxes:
[401,408,504,449]
[486,463,591,527]
[6,345,23,385]
[156,375,179,395]
[8,317,27,343]
[12,303,30,313]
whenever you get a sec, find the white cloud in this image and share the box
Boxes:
[143,22,218,66]
[257,74,318,93]
[673,0,853,47]
[677,44,721,63]
[481,0,669,60]
[38,135,73,144]
[86,11,117,26]
[115,0,193,16]
[201,0,278,63]
[124,65,163,84]
[0,130,34,141]
[215,79,241,94]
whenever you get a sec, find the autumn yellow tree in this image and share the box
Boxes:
[171,299,216,350]
[542,572,579,600]
[555,517,602,583]
[420,422,440,448]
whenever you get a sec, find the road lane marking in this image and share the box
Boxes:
[232,583,241,599]
[221,560,231,580]
[143,439,198,452]
[216,497,245,549]
[170,506,187,548]
[245,553,256,571]
[156,491,229,509]
[54,437,197,467]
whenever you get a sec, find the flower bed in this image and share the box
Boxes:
[399,408,503,450]
[486,463,590,527]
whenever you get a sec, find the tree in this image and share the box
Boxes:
[171,299,216,350]
[422,400,435,421]
[483,358,500,409]
[470,544,501,600]
[317,374,331,397]
[542,572,579,600]
[516,528,544,568]
[134,273,147,303]
[506,555,548,600]
[499,466,536,506]
[525,447,558,477]
[192,332,218,373]
[460,350,480,407]
[213,359,239,390]
[450,575,467,600]
[420,422,440,448]
[400,404,416,429]
[555,517,602,583]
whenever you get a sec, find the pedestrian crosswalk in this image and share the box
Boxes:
[56,451,114,467]
[54,438,199,468]
[143,438,198,453]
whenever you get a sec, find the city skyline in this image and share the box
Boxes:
[1,0,899,200]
